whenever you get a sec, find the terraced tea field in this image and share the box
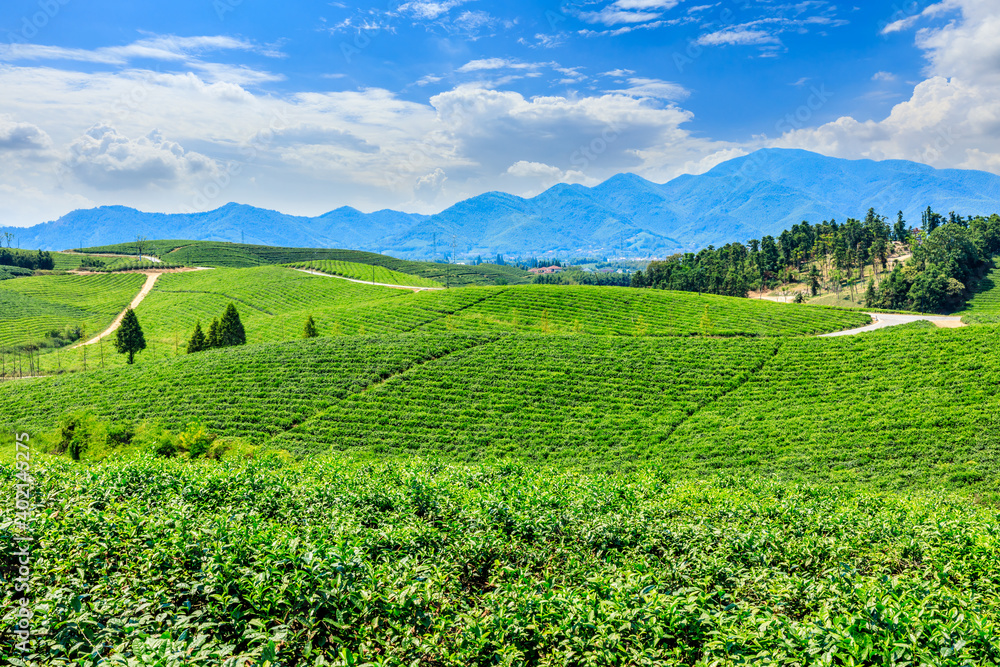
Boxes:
[329,285,872,337]
[127,266,408,362]
[958,263,1000,324]
[273,335,781,465]
[7,324,1000,492]
[83,240,533,286]
[665,324,1000,488]
[0,272,145,350]
[287,259,442,288]
[1,335,490,440]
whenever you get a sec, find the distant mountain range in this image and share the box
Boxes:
[5,149,1000,259]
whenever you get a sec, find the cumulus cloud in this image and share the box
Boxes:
[64,124,218,190]
[772,0,1000,175]
[0,118,53,153]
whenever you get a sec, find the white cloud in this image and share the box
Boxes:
[64,124,219,190]
[880,1,955,35]
[504,160,597,193]
[872,71,897,82]
[0,118,53,153]
[457,58,549,72]
[394,0,471,20]
[606,77,690,101]
[696,28,780,46]
[580,8,663,25]
[0,35,273,65]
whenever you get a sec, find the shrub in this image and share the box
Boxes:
[177,422,217,459]
[206,437,258,461]
[134,422,178,458]
[58,412,101,460]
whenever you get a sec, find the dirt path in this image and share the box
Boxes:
[293,268,444,292]
[60,250,163,263]
[819,312,966,337]
[71,273,162,348]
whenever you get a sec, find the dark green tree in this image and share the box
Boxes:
[864,278,878,308]
[809,265,821,296]
[219,303,246,347]
[113,308,146,364]
[187,320,207,353]
[908,266,950,312]
[303,314,318,338]
[207,318,221,349]
[894,211,908,242]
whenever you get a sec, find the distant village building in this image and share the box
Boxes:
[528,265,564,275]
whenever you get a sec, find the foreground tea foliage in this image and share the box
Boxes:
[2,457,999,666]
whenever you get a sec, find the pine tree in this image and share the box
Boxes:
[207,318,221,349]
[187,321,207,353]
[113,308,146,364]
[219,303,246,347]
[303,314,318,338]
[864,277,879,308]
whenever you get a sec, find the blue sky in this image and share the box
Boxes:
[0,0,997,225]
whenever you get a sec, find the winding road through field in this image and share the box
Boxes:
[70,268,211,349]
[819,312,965,337]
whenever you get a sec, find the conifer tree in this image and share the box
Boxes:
[187,321,207,353]
[207,318,221,349]
[303,314,318,338]
[219,303,246,347]
[113,308,146,364]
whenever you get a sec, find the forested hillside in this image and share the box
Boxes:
[633,208,1000,313]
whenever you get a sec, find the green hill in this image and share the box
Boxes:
[348,285,871,337]
[20,267,872,373]
[288,260,442,288]
[5,324,998,491]
[958,261,1000,324]
[0,272,145,351]
[81,240,533,286]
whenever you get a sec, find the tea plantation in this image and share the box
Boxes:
[82,240,533,286]
[0,273,145,350]
[3,255,1000,665]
